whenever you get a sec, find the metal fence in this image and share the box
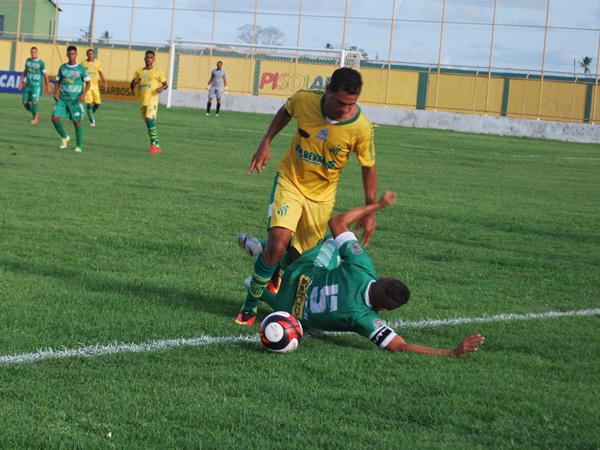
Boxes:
[3,0,599,124]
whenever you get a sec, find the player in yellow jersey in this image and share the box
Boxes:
[236,67,378,326]
[130,50,168,154]
[81,49,108,126]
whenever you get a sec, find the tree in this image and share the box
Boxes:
[579,56,593,77]
[79,27,91,42]
[98,31,112,44]
[236,24,285,46]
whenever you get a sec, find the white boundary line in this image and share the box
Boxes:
[1,309,599,365]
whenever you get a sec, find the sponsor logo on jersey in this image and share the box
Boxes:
[349,241,363,254]
[316,128,329,142]
[277,203,289,216]
[292,274,311,319]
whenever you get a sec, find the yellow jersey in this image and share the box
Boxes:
[81,59,104,87]
[133,67,167,107]
[278,90,375,203]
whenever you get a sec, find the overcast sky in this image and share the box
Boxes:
[56,0,600,75]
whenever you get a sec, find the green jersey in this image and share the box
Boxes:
[23,58,46,87]
[56,63,90,102]
[275,232,399,348]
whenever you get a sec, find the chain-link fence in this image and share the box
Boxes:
[2,0,599,123]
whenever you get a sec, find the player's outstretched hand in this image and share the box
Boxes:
[379,190,397,208]
[247,142,271,175]
[206,85,210,92]
[453,334,485,358]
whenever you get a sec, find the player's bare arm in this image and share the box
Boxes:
[19,71,26,90]
[247,105,292,175]
[130,76,140,91]
[385,333,485,357]
[43,72,52,93]
[355,165,378,246]
[99,70,108,91]
[329,190,396,239]
[156,81,168,94]
[79,80,91,102]
[53,81,61,101]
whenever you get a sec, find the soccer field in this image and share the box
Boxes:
[1,93,599,448]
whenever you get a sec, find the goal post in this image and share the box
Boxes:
[166,41,361,107]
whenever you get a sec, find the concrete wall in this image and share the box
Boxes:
[166,90,600,144]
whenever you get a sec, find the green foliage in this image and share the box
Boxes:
[1,94,599,448]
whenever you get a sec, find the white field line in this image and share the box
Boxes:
[511,155,600,160]
[1,309,599,365]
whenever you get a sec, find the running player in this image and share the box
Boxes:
[52,46,90,153]
[205,61,227,116]
[256,190,486,357]
[81,48,108,126]
[236,67,378,326]
[18,47,51,124]
[130,50,168,154]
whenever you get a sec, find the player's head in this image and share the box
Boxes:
[369,278,410,311]
[86,49,95,60]
[217,61,222,69]
[324,67,362,120]
[66,46,77,63]
[144,50,156,67]
[30,47,38,58]
[328,67,362,95]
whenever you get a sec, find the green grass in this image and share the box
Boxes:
[1,93,599,448]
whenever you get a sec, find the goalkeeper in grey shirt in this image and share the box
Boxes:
[206,61,227,116]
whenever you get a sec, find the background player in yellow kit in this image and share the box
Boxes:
[130,50,168,154]
[81,48,108,126]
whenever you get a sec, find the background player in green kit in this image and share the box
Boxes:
[52,45,91,153]
[18,46,51,124]
[256,190,486,357]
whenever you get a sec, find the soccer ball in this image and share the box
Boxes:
[259,311,303,353]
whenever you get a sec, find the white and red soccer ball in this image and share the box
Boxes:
[259,311,303,353]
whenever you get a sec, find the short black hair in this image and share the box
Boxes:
[329,67,362,95]
[86,48,94,54]
[145,50,155,57]
[67,45,77,53]
[370,278,410,311]
[30,46,38,51]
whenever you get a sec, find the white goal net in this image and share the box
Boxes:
[167,41,361,102]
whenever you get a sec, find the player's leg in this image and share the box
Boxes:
[69,102,85,152]
[237,226,293,326]
[22,87,32,117]
[206,94,213,115]
[237,175,303,325]
[215,89,222,115]
[29,85,42,122]
[52,101,70,149]
[144,104,162,154]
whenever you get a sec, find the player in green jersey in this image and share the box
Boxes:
[255,190,485,357]
[52,46,91,153]
[18,47,51,124]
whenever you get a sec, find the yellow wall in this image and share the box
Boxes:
[506,79,588,123]
[426,73,504,116]
[360,68,419,108]
[0,41,12,70]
